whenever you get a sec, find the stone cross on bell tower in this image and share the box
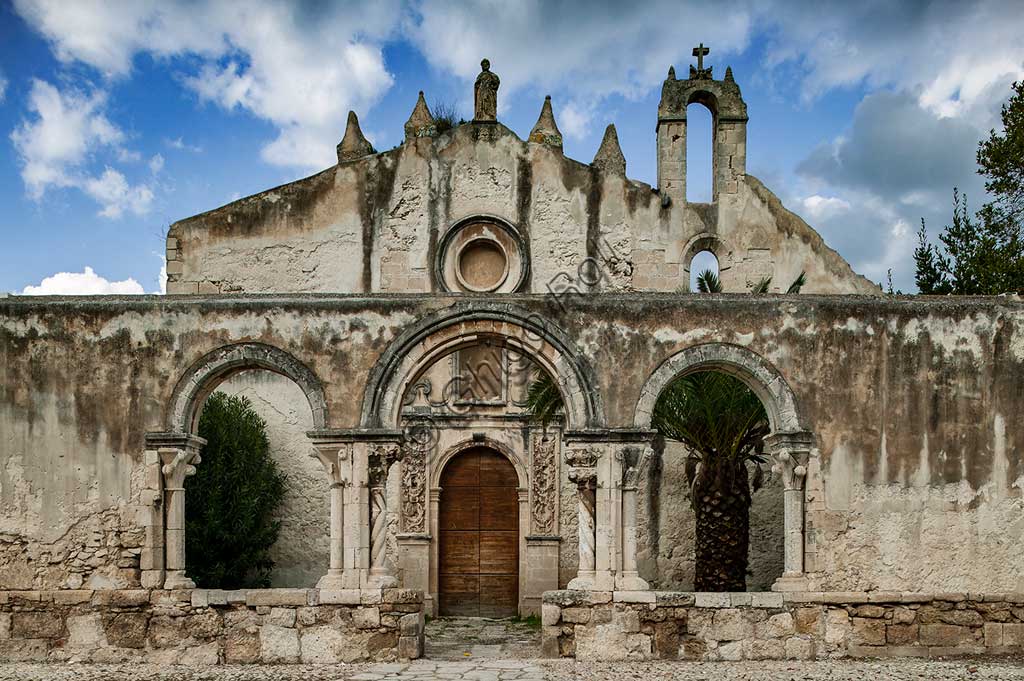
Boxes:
[690,43,712,80]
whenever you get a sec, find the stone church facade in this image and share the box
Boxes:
[1,56,1022,663]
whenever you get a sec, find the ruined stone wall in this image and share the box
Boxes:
[166,125,877,296]
[2,294,1022,593]
[0,587,424,664]
[541,590,1024,661]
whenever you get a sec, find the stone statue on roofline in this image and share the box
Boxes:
[474,58,500,122]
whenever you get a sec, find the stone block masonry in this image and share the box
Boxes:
[541,590,1024,661]
[0,588,424,664]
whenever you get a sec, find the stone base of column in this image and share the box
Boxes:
[367,568,398,589]
[316,571,347,590]
[163,571,196,590]
[140,569,164,590]
[771,572,809,592]
[567,570,596,591]
[615,571,650,591]
[569,570,615,591]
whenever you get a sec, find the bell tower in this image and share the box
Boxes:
[656,44,749,205]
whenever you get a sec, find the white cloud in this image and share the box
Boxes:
[801,195,851,221]
[406,2,753,101]
[558,101,593,141]
[0,70,7,103]
[83,168,154,218]
[22,266,145,295]
[762,0,1024,118]
[16,0,400,170]
[148,153,164,174]
[117,148,141,163]
[10,79,122,198]
[10,79,153,218]
[166,136,203,153]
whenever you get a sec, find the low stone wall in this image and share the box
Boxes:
[541,590,1024,661]
[0,588,424,664]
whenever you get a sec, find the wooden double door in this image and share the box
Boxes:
[438,447,519,616]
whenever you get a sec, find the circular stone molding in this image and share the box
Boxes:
[436,216,528,293]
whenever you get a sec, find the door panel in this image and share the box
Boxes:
[439,448,519,617]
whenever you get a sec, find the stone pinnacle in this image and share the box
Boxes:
[404,91,437,141]
[528,95,563,150]
[337,111,375,164]
[592,124,626,176]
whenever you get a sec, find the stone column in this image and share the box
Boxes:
[615,445,651,591]
[367,443,400,588]
[766,431,814,592]
[159,443,202,590]
[311,442,351,590]
[565,448,599,590]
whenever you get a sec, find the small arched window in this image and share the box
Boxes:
[689,250,720,292]
[686,102,713,203]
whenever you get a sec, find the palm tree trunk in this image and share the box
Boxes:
[692,457,751,591]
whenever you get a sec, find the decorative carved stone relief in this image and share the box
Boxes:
[530,434,558,535]
[565,447,598,470]
[368,444,400,488]
[401,443,427,533]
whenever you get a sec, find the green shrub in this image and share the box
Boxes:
[186,392,287,589]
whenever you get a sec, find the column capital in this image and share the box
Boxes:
[309,441,352,487]
[158,447,201,488]
[617,444,653,489]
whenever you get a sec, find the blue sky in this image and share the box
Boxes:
[1,0,1023,294]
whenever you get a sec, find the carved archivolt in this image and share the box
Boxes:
[530,435,558,535]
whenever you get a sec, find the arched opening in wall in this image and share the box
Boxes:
[438,446,519,616]
[649,370,783,592]
[187,369,325,589]
[686,102,714,203]
[689,249,720,292]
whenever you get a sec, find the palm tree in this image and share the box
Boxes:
[525,270,806,590]
[652,371,768,591]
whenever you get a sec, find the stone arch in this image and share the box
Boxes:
[431,436,528,490]
[633,342,804,434]
[682,232,734,289]
[686,89,720,115]
[361,303,603,430]
[167,342,328,434]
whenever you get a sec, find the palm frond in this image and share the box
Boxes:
[696,269,722,293]
[524,370,564,428]
[652,371,769,466]
[787,271,807,294]
[750,276,772,294]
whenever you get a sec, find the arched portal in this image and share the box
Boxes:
[166,342,327,434]
[438,446,521,617]
[633,343,813,592]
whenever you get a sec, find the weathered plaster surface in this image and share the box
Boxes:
[166,123,877,297]
[2,293,1022,592]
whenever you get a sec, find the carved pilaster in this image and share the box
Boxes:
[530,434,559,535]
[400,444,427,534]
[368,443,400,587]
[566,448,599,586]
